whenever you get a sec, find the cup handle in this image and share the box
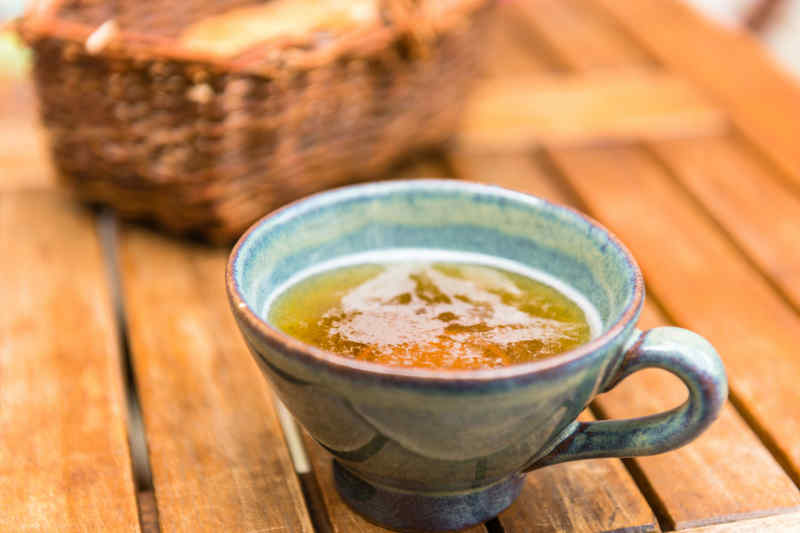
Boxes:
[526,327,727,470]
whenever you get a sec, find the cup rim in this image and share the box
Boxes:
[226,179,644,384]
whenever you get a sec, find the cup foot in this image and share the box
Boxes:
[333,460,524,532]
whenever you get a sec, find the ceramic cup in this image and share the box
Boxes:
[227,180,727,532]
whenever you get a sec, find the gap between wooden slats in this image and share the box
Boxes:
[492,0,800,527]
[277,153,657,533]
[459,69,726,150]
[99,214,332,533]
[585,0,800,198]
[271,156,490,533]
[114,227,314,533]
[428,11,662,530]
[394,156,659,533]
[97,212,161,533]
[450,149,800,530]
[547,145,800,522]
[644,137,800,326]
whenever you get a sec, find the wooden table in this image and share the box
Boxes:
[4,0,800,531]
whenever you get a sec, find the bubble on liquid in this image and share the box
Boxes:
[320,263,588,369]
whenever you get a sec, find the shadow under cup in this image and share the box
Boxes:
[227,180,725,532]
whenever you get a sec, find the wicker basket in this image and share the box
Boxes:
[17,0,493,242]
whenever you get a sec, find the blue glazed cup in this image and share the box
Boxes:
[227,180,727,532]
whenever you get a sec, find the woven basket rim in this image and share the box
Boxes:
[16,0,492,75]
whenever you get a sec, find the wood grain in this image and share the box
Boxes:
[460,2,800,526]
[451,153,659,532]
[648,136,800,311]
[499,414,658,533]
[0,192,140,532]
[5,2,800,530]
[460,70,725,150]
[681,511,800,532]
[303,433,488,533]
[549,144,800,486]
[306,409,655,533]
[452,150,800,528]
[597,293,800,529]
[586,0,800,192]
[118,229,313,533]
[481,3,800,524]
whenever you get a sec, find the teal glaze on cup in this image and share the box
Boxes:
[226,180,728,532]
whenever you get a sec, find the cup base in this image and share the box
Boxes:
[333,460,524,532]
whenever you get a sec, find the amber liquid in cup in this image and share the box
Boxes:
[269,252,593,370]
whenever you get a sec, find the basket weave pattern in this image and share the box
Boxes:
[22,0,493,241]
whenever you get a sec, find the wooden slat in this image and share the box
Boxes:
[0,191,140,531]
[0,79,57,191]
[468,0,720,152]
[451,150,800,528]
[586,0,800,192]
[311,155,484,531]
[306,393,656,533]
[459,70,725,150]
[450,153,659,532]
[548,144,800,484]
[118,229,314,533]
[382,151,659,531]
[484,4,800,524]
[296,154,463,533]
[449,151,573,202]
[500,411,658,533]
[514,0,653,70]
[303,433,488,533]
[597,294,800,529]
[648,136,800,311]
[138,491,159,533]
[458,4,800,527]
[681,511,800,533]
[482,2,554,78]
[518,0,800,315]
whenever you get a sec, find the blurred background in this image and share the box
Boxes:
[5,3,800,532]
[2,0,799,242]
[690,0,800,75]
[1,1,29,77]
[5,0,800,78]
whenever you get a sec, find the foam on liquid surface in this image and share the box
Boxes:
[267,250,597,370]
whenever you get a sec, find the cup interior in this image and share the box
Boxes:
[230,180,641,360]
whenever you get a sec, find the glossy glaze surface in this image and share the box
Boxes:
[227,180,726,531]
